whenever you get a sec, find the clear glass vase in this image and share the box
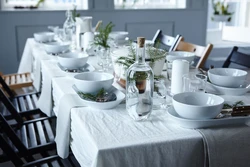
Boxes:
[97,47,111,72]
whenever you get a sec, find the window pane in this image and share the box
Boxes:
[114,0,186,9]
[1,0,87,9]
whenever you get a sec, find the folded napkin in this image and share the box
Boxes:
[37,60,64,116]
[198,125,250,167]
[55,94,85,158]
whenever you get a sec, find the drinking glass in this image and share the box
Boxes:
[97,47,111,72]
[182,73,207,92]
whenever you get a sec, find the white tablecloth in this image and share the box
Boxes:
[19,38,250,167]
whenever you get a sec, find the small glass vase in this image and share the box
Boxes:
[97,47,111,72]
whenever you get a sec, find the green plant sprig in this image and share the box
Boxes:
[94,22,115,49]
[77,88,105,101]
[223,101,244,109]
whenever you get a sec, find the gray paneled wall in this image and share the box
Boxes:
[0,0,208,73]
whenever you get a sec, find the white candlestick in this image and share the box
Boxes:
[171,59,189,95]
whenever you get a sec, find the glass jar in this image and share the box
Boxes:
[63,10,76,50]
[126,37,154,121]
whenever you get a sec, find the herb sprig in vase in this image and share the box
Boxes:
[94,22,115,71]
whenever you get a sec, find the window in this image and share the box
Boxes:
[1,0,88,10]
[207,0,250,43]
[114,0,186,9]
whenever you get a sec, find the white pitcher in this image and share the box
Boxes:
[75,16,93,50]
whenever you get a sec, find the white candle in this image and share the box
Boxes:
[171,59,189,95]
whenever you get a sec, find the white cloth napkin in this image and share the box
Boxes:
[55,94,85,158]
[198,125,250,167]
[37,60,64,116]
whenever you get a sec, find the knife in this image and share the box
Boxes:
[221,106,250,116]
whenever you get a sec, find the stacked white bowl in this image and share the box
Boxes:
[208,68,248,88]
[58,52,89,70]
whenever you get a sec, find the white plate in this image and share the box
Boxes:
[57,63,95,73]
[167,106,250,129]
[72,85,125,110]
[206,81,250,96]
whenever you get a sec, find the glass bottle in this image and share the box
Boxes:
[126,37,154,121]
[63,10,76,50]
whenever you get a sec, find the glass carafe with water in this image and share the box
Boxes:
[126,37,154,121]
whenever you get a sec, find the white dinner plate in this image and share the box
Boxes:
[167,106,250,129]
[72,85,125,110]
[57,63,95,73]
[206,81,250,96]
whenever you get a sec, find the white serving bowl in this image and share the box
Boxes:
[74,72,114,93]
[58,52,89,69]
[43,41,70,55]
[208,68,248,88]
[172,92,224,120]
[34,32,54,43]
[167,51,196,65]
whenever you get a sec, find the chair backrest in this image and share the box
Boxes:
[0,88,23,125]
[174,41,213,68]
[0,75,15,98]
[222,46,250,68]
[152,29,183,52]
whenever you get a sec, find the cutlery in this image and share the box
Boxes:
[218,106,250,118]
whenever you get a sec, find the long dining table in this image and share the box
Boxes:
[18,38,250,167]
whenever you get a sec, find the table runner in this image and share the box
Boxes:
[198,125,250,167]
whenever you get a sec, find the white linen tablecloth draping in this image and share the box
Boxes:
[55,93,85,158]
[37,59,76,116]
[70,106,205,167]
[18,38,36,73]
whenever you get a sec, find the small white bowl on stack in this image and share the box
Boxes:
[167,51,196,66]
[58,52,89,70]
[43,41,70,55]
[34,32,54,43]
[172,92,224,120]
[109,31,129,45]
[207,68,249,95]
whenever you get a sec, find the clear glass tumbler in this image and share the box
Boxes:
[182,73,207,92]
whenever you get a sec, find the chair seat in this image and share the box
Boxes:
[1,72,33,90]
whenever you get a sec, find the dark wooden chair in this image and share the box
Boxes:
[222,46,250,68]
[152,29,183,52]
[0,100,56,163]
[0,88,45,121]
[0,134,80,167]
[0,75,43,119]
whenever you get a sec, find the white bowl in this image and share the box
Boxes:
[74,72,114,93]
[167,51,196,65]
[58,52,89,69]
[172,92,224,120]
[43,41,70,55]
[208,68,248,88]
[34,32,54,43]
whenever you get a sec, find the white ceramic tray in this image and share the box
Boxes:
[206,81,250,96]
[167,106,250,129]
[57,63,95,73]
[72,85,125,110]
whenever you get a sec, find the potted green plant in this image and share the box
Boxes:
[211,0,234,22]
